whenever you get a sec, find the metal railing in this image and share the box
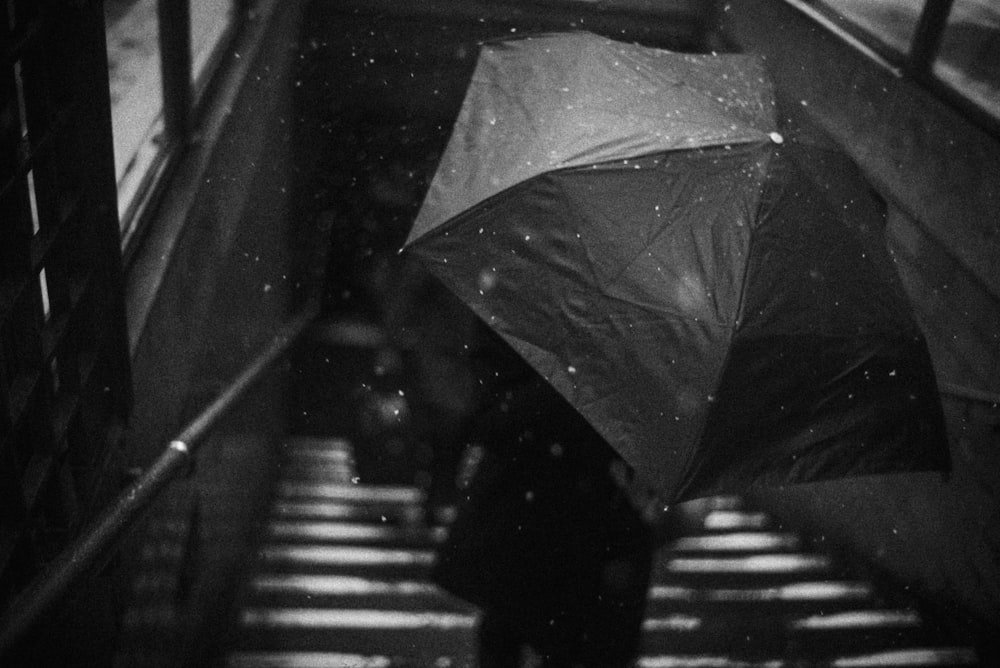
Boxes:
[0,298,320,655]
[940,382,1000,407]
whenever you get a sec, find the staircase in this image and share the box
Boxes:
[638,496,977,667]
[224,437,478,668]
[223,437,980,668]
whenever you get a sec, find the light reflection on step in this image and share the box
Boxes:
[667,554,831,573]
[271,501,412,521]
[251,574,440,597]
[790,609,922,630]
[831,647,980,666]
[640,609,920,636]
[283,449,354,463]
[283,437,354,453]
[277,482,423,504]
[280,463,356,479]
[259,545,436,567]
[649,580,873,603]
[642,614,703,632]
[266,521,445,543]
[240,608,478,630]
[227,651,394,668]
[638,656,784,668]
[703,510,770,531]
[637,648,981,668]
[670,532,799,552]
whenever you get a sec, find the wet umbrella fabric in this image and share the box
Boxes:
[404,32,949,503]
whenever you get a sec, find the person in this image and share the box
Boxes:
[431,323,655,668]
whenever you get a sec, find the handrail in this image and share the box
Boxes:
[939,381,1000,407]
[0,298,320,655]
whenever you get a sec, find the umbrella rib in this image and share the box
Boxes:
[730,147,777,331]
[480,69,546,143]
[557,151,759,328]
[555,173,710,321]
[672,154,769,500]
[553,174,603,288]
[612,47,772,140]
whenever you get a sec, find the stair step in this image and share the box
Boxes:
[245,574,465,610]
[788,609,937,655]
[663,554,833,573]
[276,482,423,505]
[227,650,473,668]
[236,608,478,656]
[282,437,355,455]
[701,510,771,532]
[271,500,423,524]
[639,608,929,655]
[256,544,436,578]
[641,615,784,656]
[692,496,747,511]
[239,607,478,630]
[637,657,781,668]
[818,647,980,667]
[265,520,445,546]
[649,580,874,603]
[635,646,980,668]
[645,580,876,615]
[667,532,800,553]
[655,553,836,586]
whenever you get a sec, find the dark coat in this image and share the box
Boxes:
[431,328,653,658]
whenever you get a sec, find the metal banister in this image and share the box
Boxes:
[0,298,320,655]
[939,382,1000,407]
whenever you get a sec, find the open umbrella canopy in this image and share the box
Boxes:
[403,32,949,503]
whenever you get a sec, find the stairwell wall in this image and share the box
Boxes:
[710,0,1000,657]
[118,2,317,664]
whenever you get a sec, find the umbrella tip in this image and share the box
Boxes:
[769,131,785,144]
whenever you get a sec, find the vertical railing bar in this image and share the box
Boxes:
[907,0,954,77]
[157,0,193,141]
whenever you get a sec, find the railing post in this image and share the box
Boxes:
[158,0,193,141]
[907,0,954,78]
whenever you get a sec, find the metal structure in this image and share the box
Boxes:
[0,300,318,655]
[1,0,131,618]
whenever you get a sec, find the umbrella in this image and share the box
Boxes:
[402,32,949,503]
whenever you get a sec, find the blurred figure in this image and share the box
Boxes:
[378,258,482,508]
[379,254,655,666]
[432,324,655,668]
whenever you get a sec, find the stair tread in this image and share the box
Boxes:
[276,482,424,504]
[220,436,976,667]
[635,646,980,667]
[265,520,445,545]
[227,650,473,668]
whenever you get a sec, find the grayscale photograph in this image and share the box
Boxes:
[1,1,997,666]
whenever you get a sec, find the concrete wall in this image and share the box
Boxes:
[117,2,320,664]
[711,0,1000,652]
